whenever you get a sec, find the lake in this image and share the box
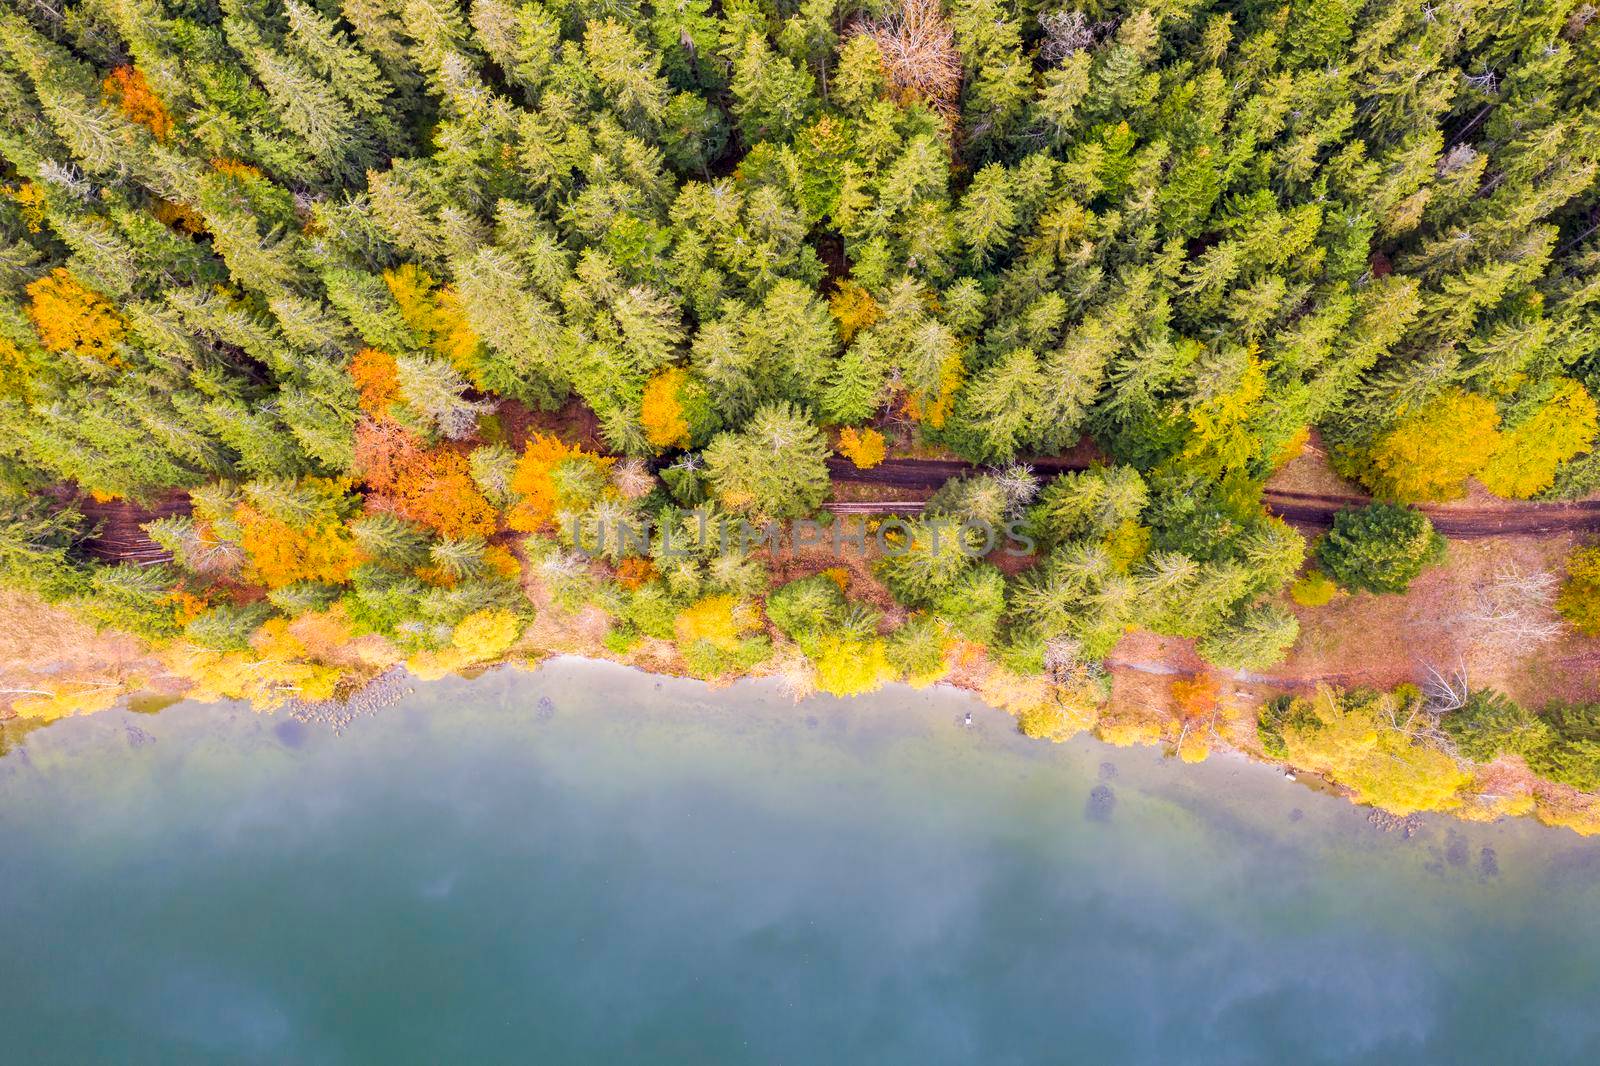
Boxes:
[2,659,1598,1064]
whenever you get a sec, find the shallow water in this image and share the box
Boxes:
[2,659,1598,1064]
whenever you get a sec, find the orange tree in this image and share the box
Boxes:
[231,480,366,589]
[507,432,615,534]
[349,348,401,418]
[25,269,126,362]
[354,421,499,539]
[102,66,173,140]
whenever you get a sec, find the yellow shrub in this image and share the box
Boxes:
[811,636,896,696]
[406,648,464,682]
[1097,718,1162,748]
[1534,795,1600,836]
[837,425,886,469]
[163,643,339,710]
[451,608,523,663]
[11,682,124,721]
[675,595,758,653]
[1557,545,1600,636]
[1278,688,1471,815]
[1176,731,1212,763]
[1454,790,1536,822]
[987,668,1098,742]
[1290,570,1338,607]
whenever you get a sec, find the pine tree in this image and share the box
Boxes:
[703,402,829,521]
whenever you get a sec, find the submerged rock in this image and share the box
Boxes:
[1087,784,1116,822]
[273,718,307,749]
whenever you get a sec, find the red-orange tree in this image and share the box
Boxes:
[103,66,173,140]
[354,421,499,539]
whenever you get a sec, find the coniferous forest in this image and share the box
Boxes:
[5,0,1600,825]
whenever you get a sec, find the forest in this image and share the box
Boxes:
[2,0,1600,826]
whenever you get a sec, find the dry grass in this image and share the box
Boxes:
[0,589,171,718]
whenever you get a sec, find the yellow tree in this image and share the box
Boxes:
[25,269,126,362]
[1478,380,1598,499]
[1364,389,1500,501]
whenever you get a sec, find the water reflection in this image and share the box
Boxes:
[0,661,1597,1064]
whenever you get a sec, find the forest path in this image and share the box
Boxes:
[60,458,1600,568]
[824,457,1600,537]
[73,491,191,565]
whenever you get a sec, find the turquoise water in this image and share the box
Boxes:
[2,660,1599,1064]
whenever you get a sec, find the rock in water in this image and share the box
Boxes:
[1086,784,1116,822]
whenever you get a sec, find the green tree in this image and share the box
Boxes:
[1317,504,1446,595]
[703,403,829,521]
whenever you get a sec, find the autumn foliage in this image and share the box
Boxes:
[102,66,173,140]
[674,594,759,652]
[350,348,401,417]
[507,432,613,533]
[616,557,657,589]
[25,269,126,361]
[900,353,963,428]
[0,337,30,399]
[640,367,692,449]
[354,421,499,539]
[836,425,886,468]
[1479,380,1598,499]
[4,181,46,233]
[210,158,264,183]
[1364,390,1500,501]
[235,503,364,589]
[384,265,484,377]
[1170,674,1221,720]
[828,281,883,342]
[1558,545,1600,637]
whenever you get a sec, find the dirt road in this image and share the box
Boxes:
[825,458,1600,538]
[62,457,1600,568]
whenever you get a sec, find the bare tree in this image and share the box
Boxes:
[1420,656,1470,714]
[863,0,962,121]
[1450,561,1565,651]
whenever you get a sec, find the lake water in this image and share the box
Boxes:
[2,659,1599,1064]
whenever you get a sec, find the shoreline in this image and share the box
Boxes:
[7,637,1599,840]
